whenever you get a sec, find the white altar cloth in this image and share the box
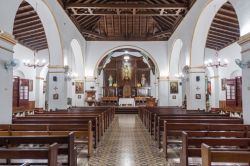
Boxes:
[118,98,135,106]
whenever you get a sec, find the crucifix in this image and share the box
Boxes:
[54,86,58,91]
[196,86,200,91]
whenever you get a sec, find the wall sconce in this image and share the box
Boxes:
[235,59,250,69]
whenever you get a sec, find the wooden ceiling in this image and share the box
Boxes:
[206,2,240,50]
[60,0,195,41]
[13,1,48,51]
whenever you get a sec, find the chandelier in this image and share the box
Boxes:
[23,51,46,68]
[204,52,228,68]
[64,66,78,81]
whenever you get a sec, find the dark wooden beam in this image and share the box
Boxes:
[66,3,188,9]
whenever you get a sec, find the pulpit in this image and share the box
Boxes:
[85,90,96,106]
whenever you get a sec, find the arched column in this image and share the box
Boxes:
[22,0,65,110]
[0,31,16,123]
[188,0,228,110]
[238,33,250,123]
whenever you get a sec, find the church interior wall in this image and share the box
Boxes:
[85,41,169,105]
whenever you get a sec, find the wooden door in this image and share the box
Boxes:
[19,79,29,107]
[226,79,236,107]
[236,77,242,107]
[12,77,20,107]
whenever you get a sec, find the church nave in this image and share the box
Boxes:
[82,114,169,166]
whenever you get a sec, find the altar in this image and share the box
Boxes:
[118,98,135,106]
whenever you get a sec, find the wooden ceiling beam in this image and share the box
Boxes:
[13,24,44,34]
[82,29,106,39]
[14,27,44,37]
[147,30,171,39]
[15,31,45,40]
[210,26,239,36]
[66,3,188,9]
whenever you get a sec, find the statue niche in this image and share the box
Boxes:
[122,64,132,97]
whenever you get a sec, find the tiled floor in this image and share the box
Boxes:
[81,114,170,166]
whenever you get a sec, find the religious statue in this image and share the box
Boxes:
[122,65,131,80]
[108,75,113,87]
[141,74,146,87]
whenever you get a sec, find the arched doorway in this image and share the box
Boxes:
[94,46,159,106]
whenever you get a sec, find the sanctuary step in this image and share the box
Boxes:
[115,107,138,114]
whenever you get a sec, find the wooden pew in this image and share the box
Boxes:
[14,116,100,142]
[155,116,241,141]
[0,132,77,165]
[157,118,243,148]
[0,123,93,157]
[181,131,250,166]
[201,143,250,166]
[0,143,58,166]
[163,122,249,158]
[13,117,98,148]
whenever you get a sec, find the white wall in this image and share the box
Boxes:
[85,41,168,77]
[13,44,37,101]
[204,43,242,103]
[0,36,15,124]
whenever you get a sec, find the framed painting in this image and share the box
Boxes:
[75,81,84,94]
[196,94,201,99]
[170,81,178,94]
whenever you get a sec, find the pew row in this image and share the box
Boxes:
[163,122,249,158]
[0,123,93,157]
[201,143,250,166]
[0,132,76,165]
[0,143,58,166]
[181,131,250,166]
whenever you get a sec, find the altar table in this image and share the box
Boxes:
[118,98,135,106]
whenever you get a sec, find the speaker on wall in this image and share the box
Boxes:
[196,76,200,82]
[53,76,57,82]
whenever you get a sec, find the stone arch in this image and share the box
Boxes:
[13,70,25,78]
[191,0,250,68]
[169,39,183,76]
[70,39,84,79]
[230,69,242,78]
[94,45,160,78]
[10,0,63,66]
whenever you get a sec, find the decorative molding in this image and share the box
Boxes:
[238,32,250,45]
[0,30,16,45]
[48,65,65,69]
[210,76,219,79]
[36,77,45,80]
[241,48,250,54]
[0,45,14,53]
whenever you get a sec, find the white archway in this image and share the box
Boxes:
[190,0,250,68]
[169,39,183,76]
[24,0,63,66]
[230,70,242,79]
[70,39,84,79]
[94,45,160,78]
[13,70,25,78]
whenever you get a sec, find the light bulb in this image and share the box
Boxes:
[218,58,221,62]
[42,59,46,64]
[224,59,229,64]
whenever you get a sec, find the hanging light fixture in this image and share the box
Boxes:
[23,50,46,69]
[204,51,228,68]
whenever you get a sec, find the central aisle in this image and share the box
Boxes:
[87,114,168,166]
